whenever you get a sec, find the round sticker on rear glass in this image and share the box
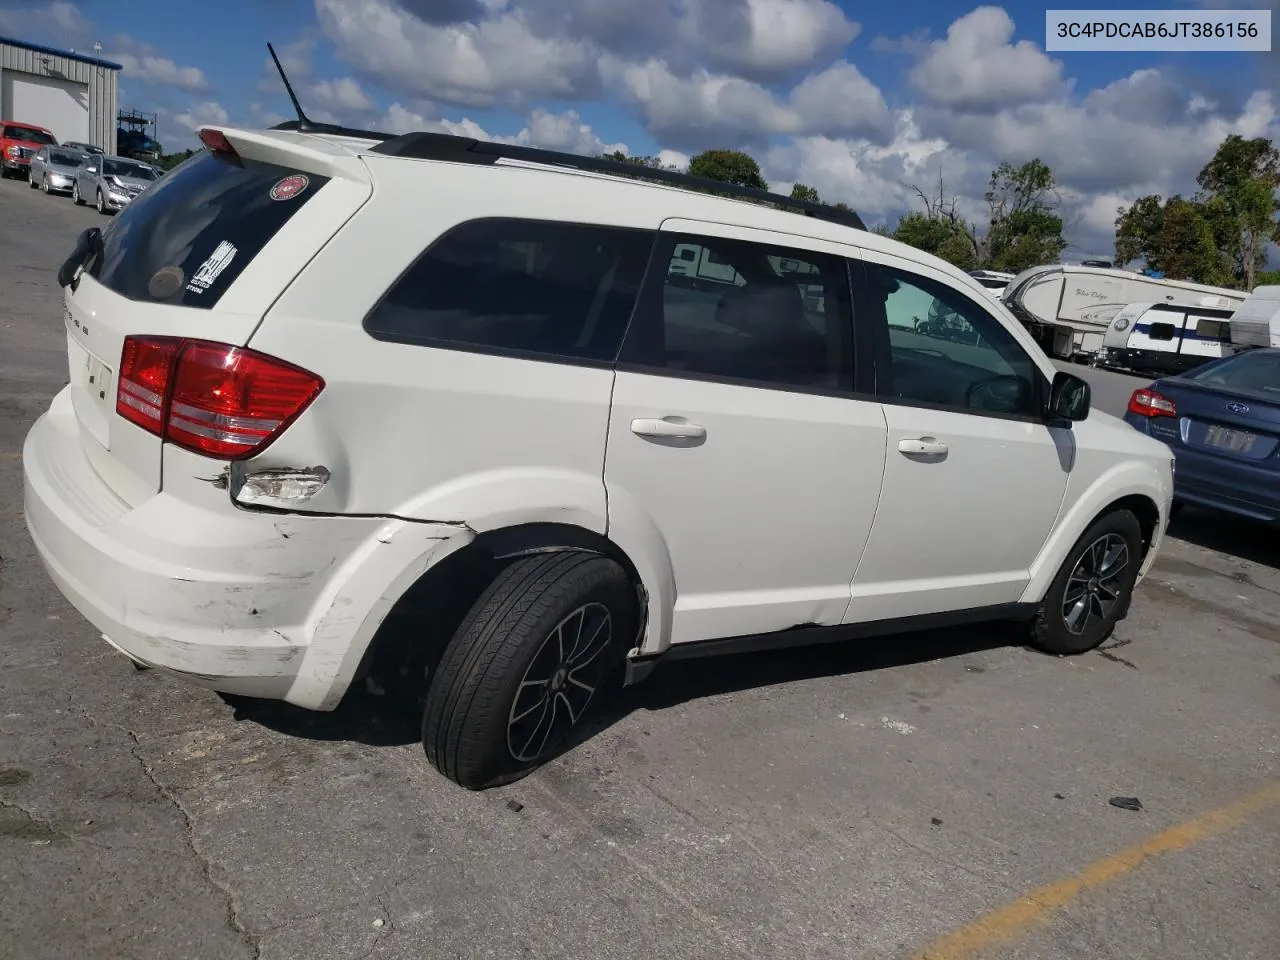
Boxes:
[269,174,309,201]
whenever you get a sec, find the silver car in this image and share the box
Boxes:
[28,145,89,195]
[72,155,160,214]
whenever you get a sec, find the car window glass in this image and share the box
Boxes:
[365,219,654,363]
[1188,351,1280,395]
[874,265,1039,416]
[622,234,853,391]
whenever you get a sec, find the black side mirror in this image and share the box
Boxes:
[1047,371,1091,423]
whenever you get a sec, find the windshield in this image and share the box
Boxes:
[4,125,55,144]
[104,159,157,180]
[1188,350,1280,396]
[49,151,84,166]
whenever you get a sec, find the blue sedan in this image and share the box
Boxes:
[1124,348,1280,523]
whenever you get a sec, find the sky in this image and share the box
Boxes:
[2,0,1277,261]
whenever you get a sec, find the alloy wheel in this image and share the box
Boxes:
[1061,533,1129,635]
[506,602,613,763]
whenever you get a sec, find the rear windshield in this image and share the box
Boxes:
[85,149,330,309]
[1188,350,1280,395]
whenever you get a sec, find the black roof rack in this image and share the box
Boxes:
[368,131,867,232]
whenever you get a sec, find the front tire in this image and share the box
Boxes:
[1029,509,1142,655]
[422,552,634,790]
[72,182,83,204]
[29,172,38,189]
[96,190,106,214]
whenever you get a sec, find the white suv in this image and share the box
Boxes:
[23,123,1175,790]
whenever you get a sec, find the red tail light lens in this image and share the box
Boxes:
[116,336,323,459]
[198,128,237,156]
[1127,388,1176,418]
[116,336,181,433]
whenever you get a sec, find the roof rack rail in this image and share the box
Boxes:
[369,131,867,231]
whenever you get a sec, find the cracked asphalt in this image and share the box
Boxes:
[2,177,1278,960]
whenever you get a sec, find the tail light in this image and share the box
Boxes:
[116,336,323,459]
[1127,388,1176,418]
[198,128,238,156]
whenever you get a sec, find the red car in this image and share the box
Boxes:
[1,121,58,179]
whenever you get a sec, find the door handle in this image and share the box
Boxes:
[631,417,707,445]
[898,436,948,456]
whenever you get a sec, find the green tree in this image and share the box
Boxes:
[789,182,820,203]
[1194,134,1280,290]
[598,150,678,170]
[984,159,1068,272]
[1114,190,1249,288]
[1255,270,1280,286]
[687,149,768,190]
[893,172,981,270]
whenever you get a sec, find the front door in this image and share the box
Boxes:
[845,255,1072,622]
[604,220,887,648]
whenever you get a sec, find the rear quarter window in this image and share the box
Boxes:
[85,150,329,309]
[364,218,655,363]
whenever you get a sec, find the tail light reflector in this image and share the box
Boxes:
[1127,388,1176,418]
[116,336,323,459]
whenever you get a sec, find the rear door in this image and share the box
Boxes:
[604,219,887,647]
[61,134,372,504]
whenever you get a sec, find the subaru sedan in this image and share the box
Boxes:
[1124,348,1280,522]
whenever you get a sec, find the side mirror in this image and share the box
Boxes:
[1047,371,1091,423]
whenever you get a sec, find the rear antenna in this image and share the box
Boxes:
[267,42,315,132]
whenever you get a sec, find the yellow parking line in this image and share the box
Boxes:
[0,451,21,458]
[910,780,1280,960]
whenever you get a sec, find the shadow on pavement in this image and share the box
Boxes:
[1167,505,1280,570]
[223,621,1015,757]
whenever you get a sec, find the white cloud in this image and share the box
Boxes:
[109,52,210,93]
[374,102,627,157]
[173,101,229,132]
[316,0,600,108]
[906,6,1065,110]
[603,57,892,149]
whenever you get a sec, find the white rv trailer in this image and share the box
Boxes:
[1095,301,1236,375]
[967,269,1015,299]
[1228,285,1280,349]
[1001,264,1246,361]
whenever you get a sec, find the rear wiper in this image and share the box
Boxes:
[58,227,102,290]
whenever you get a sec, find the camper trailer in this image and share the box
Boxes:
[1096,301,1237,375]
[1001,264,1246,361]
[966,269,1015,299]
[1228,285,1280,350]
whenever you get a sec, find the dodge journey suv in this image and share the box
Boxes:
[24,122,1175,789]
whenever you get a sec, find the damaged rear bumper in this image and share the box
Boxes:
[23,396,471,708]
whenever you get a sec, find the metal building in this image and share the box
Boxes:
[0,35,121,153]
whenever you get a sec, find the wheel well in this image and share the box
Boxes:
[356,523,646,705]
[1098,494,1161,560]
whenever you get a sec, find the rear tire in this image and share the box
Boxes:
[29,173,38,189]
[422,552,634,790]
[1028,509,1143,656]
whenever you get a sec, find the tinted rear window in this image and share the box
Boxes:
[85,150,329,309]
[364,218,655,363]
[1188,351,1280,395]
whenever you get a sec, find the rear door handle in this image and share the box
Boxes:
[898,437,948,456]
[631,417,707,445]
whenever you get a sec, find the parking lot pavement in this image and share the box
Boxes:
[1,175,1277,960]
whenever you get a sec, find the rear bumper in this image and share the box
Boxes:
[23,387,471,707]
[1171,447,1280,522]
